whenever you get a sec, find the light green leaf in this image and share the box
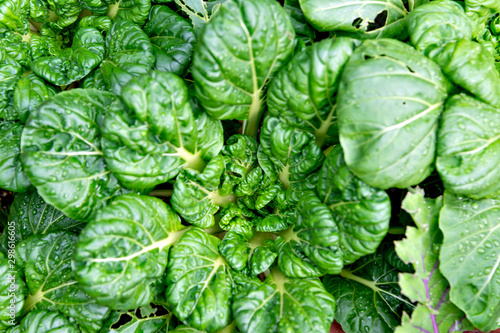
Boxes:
[439,192,500,332]
[337,38,450,189]
[394,189,473,333]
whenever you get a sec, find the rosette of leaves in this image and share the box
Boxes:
[143,5,196,76]
[298,0,423,39]
[73,194,188,310]
[337,38,450,189]
[0,253,26,330]
[267,37,359,148]
[15,232,110,332]
[323,246,414,333]
[171,134,263,228]
[439,192,500,332]
[233,267,335,333]
[276,146,391,278]
[436,94,500,199]
[20,89,126,221]
[219,231,278,277]
[5,309,80,333]
[28,26,106,86]
[259,116,324,191]
[394,189,473,333]
[100,19,155,94]
[101,71,223,190]
[192,0,295,138]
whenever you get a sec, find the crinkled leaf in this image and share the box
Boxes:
[439,192,500,332]
[233,267,335,333]
[192,0,295,138]
[15,232,110,333]
[107,0,151,26]
[317,145,391,264]
[102,71,223,190]
[0,0,30,33]
[13,73,57,124]
[101,19,155,95]
[437,94,500,199]
[0,121,30,192]
[259,116,324,190]
[171,156,235,228]
[394,189,473,333]
[73,194,186,310]
[166,228,234,331]
[5,309,79,333]
[431,39,500,108]
[82,69,107,90]
[144,5,196,75]
[323,248,414,333]
[0,31,30,67]
[20,89,125,221]
[30,27,105,86]
[298,0,410,39]
[407,0,472,54]
[337,39,450,189]
[0,51,22,121]
[268,38,358,148]
[3,188,84,250]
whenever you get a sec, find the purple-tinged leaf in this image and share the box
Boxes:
[394,188,473,333]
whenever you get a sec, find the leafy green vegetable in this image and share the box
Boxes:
[437,94,500,199]
[20,89,124,221]
[267,37,358,147]
[192,0,295,138]
[101,71,223,190]
[166,228,240,331]
[100,19,155,94]
[439,192,500,332]
[29,27,106,86]
[323,247,414,333]
[337,38,450,189]
[0,121,30,193]
[173,0,224,37]
[73,194,186,310]
[144,5,196,76]
[15,231,110,333]
[395,189,473,333]
[298,0,414,39]
[233,267,335,333]
[5,309,80,333]
[2,189,83,250]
